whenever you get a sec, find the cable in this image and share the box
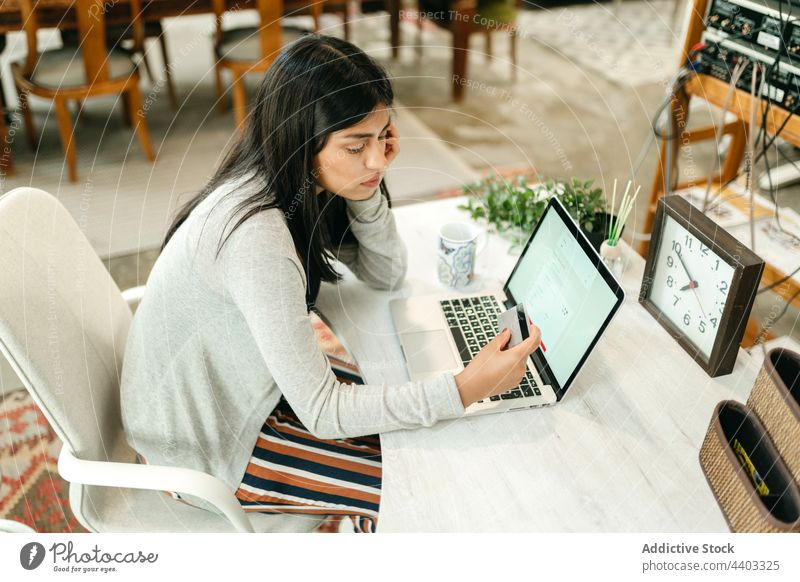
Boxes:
[746,62,766,250]
[697,2,798,211]
[700,59,747,212]
[633,66,696,179]
[758,0,800,244]
[653,68,699,201]
[759,263,800,294]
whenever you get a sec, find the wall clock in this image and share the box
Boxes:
[639,196,764,377]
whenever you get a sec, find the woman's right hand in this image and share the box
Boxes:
[453,326,541,408]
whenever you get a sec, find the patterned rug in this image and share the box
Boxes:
[0,314,357,533]
[0,389,86,532]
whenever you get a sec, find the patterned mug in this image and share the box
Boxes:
[437,222,487,288]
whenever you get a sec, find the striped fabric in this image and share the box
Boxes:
[235,364,382,533]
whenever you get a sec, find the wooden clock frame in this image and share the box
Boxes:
[639,196,764,377]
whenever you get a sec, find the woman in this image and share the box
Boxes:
[120,34,539,533]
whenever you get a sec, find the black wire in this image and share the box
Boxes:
[703,71,800,214]
[651,69,695,141]
[759,263,800,294]
[700,23,773,53]
[686,12,800,295]
[751,0,800,291]
[699,7,800,204]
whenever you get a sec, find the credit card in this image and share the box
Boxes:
[497,304,530,348]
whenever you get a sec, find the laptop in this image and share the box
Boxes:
[389,196,626,416]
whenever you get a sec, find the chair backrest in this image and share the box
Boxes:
[212,0,289,60]
[0,188,134,464]
[17,0,143,84]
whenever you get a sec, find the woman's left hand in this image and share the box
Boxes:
[383,122,399,166]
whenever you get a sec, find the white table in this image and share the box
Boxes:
[315,195,762,532]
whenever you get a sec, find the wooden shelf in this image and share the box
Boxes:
[687,74,800,146]
[642,0,800,345]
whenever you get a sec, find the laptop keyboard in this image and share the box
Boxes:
[440,297,541,403]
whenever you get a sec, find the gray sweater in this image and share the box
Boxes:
[120,174,465,515]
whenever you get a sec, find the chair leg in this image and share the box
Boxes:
[215,62,227,113]
[452,22,470,101]
[0,111,13,177]
[416,12,423,60]
[510,27,517,82]
[231,71,247,130]
[139,49,157,86]
[121,91,132,127]
[343,6,351,41]
[158,34,178,110]
[17,90,38,152]
[126,86,156,162]
[53,97,78,183]
[73,99,84,124]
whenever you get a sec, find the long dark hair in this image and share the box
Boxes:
[163,34,395,309]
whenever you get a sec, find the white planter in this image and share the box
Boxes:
[599,239,624,277]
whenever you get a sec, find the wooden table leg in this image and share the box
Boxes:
[451,5,475,102]
[389,0,400,59]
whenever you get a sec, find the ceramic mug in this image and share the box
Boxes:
[437,222,487,288]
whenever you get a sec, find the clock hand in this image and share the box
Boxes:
[690,286,709,319]
[676,251,708,318]
[675,250,694,283]
[679,281,699,291]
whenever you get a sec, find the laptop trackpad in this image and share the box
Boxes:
[403,330,459,373]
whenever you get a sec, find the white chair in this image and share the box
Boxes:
[0,187,323,533]
[0,519,37,533]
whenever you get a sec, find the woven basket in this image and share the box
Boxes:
[748,348,800,484]
[699,400,800,533]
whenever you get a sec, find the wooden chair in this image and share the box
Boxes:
[11,0,155,183]
[212,0,317,129]
[286,0,351,40]
[417,0,520,101]
[61,21,179,110]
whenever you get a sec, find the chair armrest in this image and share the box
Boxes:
[58,447,254,533]
[120,285,146,309]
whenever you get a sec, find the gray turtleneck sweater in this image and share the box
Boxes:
[120,175,465,516]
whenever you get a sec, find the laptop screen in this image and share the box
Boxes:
[504,198,624,397]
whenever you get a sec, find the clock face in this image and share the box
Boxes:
[648,214,736,359]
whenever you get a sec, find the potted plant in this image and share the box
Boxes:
[458,175,621,252]
[600,179,641,276]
